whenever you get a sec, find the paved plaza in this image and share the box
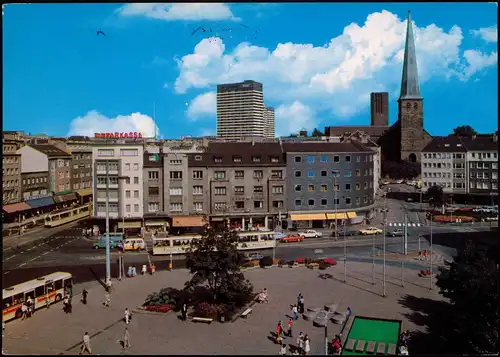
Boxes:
[3,262,445,355]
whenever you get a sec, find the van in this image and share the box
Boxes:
[123,238,146,251]
[92,234,124,249]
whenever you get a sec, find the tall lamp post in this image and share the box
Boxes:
[343,195,347,283]
[429,214,434,290]
[383,192,388,297]
[105,161,111,284]
[334,173,338,241]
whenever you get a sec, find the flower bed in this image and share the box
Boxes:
[144,304,172,313]
[322,258,337,266]
[295,258,305,264]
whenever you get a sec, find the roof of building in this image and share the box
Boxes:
[188,142,285,167]
[399,11,422,100]
[421,136,467,153]
[461,136,498,151]
[324,125,390,138]
[282,141,372,153]
[29,144,72,157]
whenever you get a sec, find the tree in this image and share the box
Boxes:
[184,226,253,304]
[312,128,324,137]
[381,160,421,180]
[426,184,445,209]
[436,239,499,354]
[453,125,477,138]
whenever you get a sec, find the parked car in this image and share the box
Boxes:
[280,234,304,243]
[390,229,404,237]
[359,227,383,235]
[245,253,264,261]
[299,230,323,238]
[332,229,357,237]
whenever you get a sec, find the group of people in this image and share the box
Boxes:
[20,297,35,320]
[331,335,342,355]
[256,288,269,303]
[399,330,410,355]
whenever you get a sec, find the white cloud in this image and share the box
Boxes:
[470,25,498,43]
[198,127,216,137]
[116,3,238,21]
[186,91,216,120]
[67,110,160,137]
[173,10,497,132]
[275,101,316,136]
[455,50,498,81]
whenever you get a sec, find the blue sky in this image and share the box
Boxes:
[3,3,498,138]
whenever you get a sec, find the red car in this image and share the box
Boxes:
[280,234,304,243]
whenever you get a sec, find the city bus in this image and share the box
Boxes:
[152,231,276,255]
[92,233,125,249]
[2,272,73,322]
[44,204,91,228]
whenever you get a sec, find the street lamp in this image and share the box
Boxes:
[383,192,387,297]
[343,195,347,283]
[334,173,338,241]
[429,213,433,290]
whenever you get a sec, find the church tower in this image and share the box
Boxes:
[398,11,430,162]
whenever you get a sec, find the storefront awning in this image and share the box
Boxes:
[290,213,327,221]
[347,212,357,219]
[172,215,207,227]
[54,193,78,203]
[326,213,348,220]
[118,221,142,229]
[145,220,168,226]
[210,217,224,222]
[3,202,31,214]
[26,197,55,209]
[55,189,73,196]
[76,188,93,197]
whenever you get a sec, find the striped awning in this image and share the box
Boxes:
[172,216,207,227]
[118,221,142,229]
[3,202,31,214]
[76,188,93,197]
[290,213,327,221]
[326,213,348,220]
[347,212,357,219]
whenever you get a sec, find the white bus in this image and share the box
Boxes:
[152,231,276,255]
[2,272,72,322]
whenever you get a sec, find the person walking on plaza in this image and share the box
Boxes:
[64,295,70,313]
[21,302,27,320]
[299,295,305,313]
[276,321,283,344]
[297,332,305,354]
[104,291,111,307]
[287,317,293,337]
[304,335,311,355]
[124,308,130,325]
[279,343,287,355]
[181,303,188,321]
[123,327,131,349]
[80,332,91,354]
[297,294,302,313]
[292,304,298,321]
[82,289,88,305]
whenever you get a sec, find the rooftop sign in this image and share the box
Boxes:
[94,132,143,139]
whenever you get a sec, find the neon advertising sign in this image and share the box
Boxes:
[94,132,143,139]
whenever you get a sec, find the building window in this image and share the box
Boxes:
[295,184,302,192]
[133,190,139,198]
[308,199,315,207]
[193,170,203,179]
[307,156,315,163]
[170,160,182,165]
[235,170,244,179]
[193,202,203,211]
[253,170,264,179]
[126,204,131,212]
[125,190,131,198]
[232,156,242,163]
[235,201,245,209]
[125,177,130,184]
[307,171,315,178]
[149,187,159,195]
[134,177,139,184]
[345,155,351,162]
[270,156,279,163]
[321,198,327,206]
[214,187,226,196]
[321,184,328,192]
[171,203,183,212]
[295,171,302,177]
[294,156,302,163]
[254,201,264,209]
[195,155,202,161]
[134,204,139,212]
[148,203,159,212]
[148,171,159,180]
[272,186,284,194]
[492,182,498,190]
[271,170,283,179]
[333,156,339,162]
[363,196,368,203]
[345,183,351,191]
[356,156,361,162]
[98,149,114,157]
[492,162,498,169]
[252,156,261,163]
[345,170,351,177]
[364,182,368,189]
[133,163,139,171]
[332,170,340,178]
[321,170,327,177]
[356,197,360,205]
[295,199,302,207]
[356,182,360,190]
[320,155,327,163]
[170,171,183,180]
[193,185,203,195]
[214,156,223,163]
[120,149,138,157]
[333,184,339,191]
[235,186,244,195]
[308,184,315,192]
[254,186,263,193]
[345,197,351,205]
[272,200,284,208]
[170,187,183,196]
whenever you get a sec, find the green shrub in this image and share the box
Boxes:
[259,256,273,267]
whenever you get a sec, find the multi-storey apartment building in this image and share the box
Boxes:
[421,135,498,201]
[3,132,23,204]
[187,141,287,230]
[61,136,93,191]
[284,142,375,229]
[216,80,266,140]
[264,106,275,138]
[91,141,144,231]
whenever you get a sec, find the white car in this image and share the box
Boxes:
[299,230,323,238]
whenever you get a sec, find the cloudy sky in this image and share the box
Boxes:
[3,3,498,138]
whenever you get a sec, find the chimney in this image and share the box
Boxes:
[493,134,498,142]
[472,134,477,140]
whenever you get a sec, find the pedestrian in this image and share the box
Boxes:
[287,317,293,337]
[80,332,91,354]
[181,303,188,321]
[299,295,305,313]
[123,327,131,349]
[347,306,352,317]
[297,293,302,312]
[280,343,287,355]
[104,291,111,307]
[150,263,156,275]
[2,320,5,338]
[124,308,130,325]
[292,304,298,321]
[141,264,147,275]
[21,302,27,320]
[82,290,88,305]
[276,321,283,344]
[297,332,304,354]
[418,251,422,261]
[64,295,70,313]
[304,335,311,355]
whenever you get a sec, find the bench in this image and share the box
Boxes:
[387,343,397,355]
[355,340,366,352]
[345,339,356,351]
[376,342,386,355]
[192,317,213,324]
[366,341,376,353]
[241,308,252,318]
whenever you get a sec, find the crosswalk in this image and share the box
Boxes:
[388,222,423,227]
